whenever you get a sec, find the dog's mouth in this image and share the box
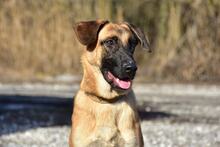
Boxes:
[103,70,132,90]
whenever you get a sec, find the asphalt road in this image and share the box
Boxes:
[0,83,220,147]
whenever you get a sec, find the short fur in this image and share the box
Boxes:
[70,20,150,147]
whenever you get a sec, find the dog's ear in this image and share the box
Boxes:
[74,20,109,49]
[124,22,151,52]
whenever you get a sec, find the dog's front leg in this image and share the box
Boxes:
[134,120,144,147]
[118,108,143,147]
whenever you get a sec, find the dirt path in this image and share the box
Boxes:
[0,83,220,147]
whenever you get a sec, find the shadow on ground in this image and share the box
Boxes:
[0,94,174,136]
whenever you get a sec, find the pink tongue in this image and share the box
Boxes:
[114,78,131,89]
[107,71,131,89]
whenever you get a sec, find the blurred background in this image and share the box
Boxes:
[0,0,219,83]
[0,0,220,147]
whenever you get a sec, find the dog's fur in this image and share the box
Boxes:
[69,20,150,147]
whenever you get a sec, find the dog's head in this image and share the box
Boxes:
[74,20,150,93]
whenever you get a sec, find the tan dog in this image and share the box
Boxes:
[69,20,151,147]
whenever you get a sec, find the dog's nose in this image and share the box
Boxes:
[123,61,137,74]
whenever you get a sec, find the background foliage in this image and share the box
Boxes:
[0,0,219,82]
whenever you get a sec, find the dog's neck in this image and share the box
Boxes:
[80,54,127,100]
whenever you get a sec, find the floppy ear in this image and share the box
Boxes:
[74,20,109,48]
[124,22,151,52]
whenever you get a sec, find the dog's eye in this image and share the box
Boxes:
[103,38,117,48]
[105,39,115,46]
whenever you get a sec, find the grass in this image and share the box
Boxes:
[0,0,219,82]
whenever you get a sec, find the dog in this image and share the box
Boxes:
[69,20,151,147]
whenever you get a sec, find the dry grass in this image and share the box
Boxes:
[0,0,83,76]
[0,0,219,82]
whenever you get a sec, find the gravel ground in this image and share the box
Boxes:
[0,83,220,147]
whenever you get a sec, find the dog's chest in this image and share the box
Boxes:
[91,101,135,146]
